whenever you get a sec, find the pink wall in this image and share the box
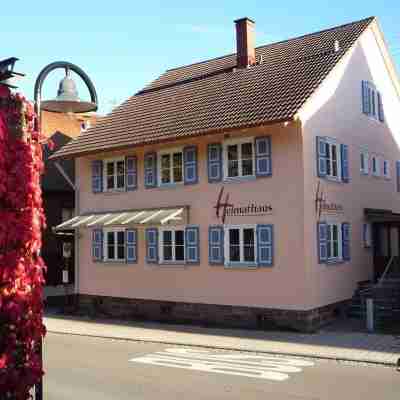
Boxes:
[75,123,311,309]
[299,23,400,308]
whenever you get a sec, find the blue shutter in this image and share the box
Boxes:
[126,156,137,191]
[341,144,349,183]
[207,143,222,183]
[377,92,384,122]
[257,224,273,267]
[146,228,158,263]
[342,223,351,261]
[317,222,328,263]
[126,229,137,263]
[397,161,400,192]
[316,137,327,177]
[208,226,224,265]
[144,152,157,188]
[184,146,198,185]
[92,160,103,193]
[92,229,103,262]
[185,226,200,264]
[255,136,272,177]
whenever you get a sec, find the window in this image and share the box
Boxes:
[362,81,384,122]
[104,229,125,261]
[225,225,256,265]
[104,158,125,191]
[159,149,183,185]
[160,228,185,262]
[371,155,380,177]
[383,160,390,179]
[323,139,341,180]
[326,223,342,261]
[224,139,255,179]
[360,151,369,175]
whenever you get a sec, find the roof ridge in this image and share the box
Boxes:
[164,16,375,73]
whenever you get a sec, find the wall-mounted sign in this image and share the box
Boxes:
[315,181,344,218]
[214,187,272,223]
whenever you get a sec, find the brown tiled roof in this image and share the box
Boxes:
[52,17,375,159]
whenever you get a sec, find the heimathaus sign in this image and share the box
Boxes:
[315,181,344,218]
[214,187,272,223]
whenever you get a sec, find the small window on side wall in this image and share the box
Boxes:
[360,151,369,175]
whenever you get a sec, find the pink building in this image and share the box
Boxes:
[52,17,400,331]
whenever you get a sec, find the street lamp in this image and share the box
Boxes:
[34,61,98,400]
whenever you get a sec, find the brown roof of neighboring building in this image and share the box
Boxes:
[51,16,375,159]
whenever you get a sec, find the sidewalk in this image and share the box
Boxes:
[44,314,400,367]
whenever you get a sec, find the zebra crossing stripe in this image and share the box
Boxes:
[129,348,314,381]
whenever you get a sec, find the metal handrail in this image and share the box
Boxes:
[377,255,395,287]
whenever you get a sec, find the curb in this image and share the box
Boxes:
[46,329,397,368]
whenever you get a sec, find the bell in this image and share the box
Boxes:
[41,73,97,114]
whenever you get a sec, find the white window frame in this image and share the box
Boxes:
[103,228,125,262]
[224,224,257,266]
[103,157,125,192]
[383,159,390,179]
[223,137,256,180]
[158,147,184,186]
[371,155,381,177]
[326,222,342,262]
[159,226,186,263]
[324,138,341,181]
[360,151,369,175]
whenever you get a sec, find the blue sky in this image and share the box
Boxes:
[2,1,399,115]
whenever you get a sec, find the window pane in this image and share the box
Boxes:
[108,245,115,260]
[175,230,184,246]
[230,245,240,262]
[229,229,240,245]
[242,159,253,176]
[107,162,114,175]
[117,245,125,260]
[163,230,172,245]
[161,154,170,169]
[107,232,115,244]
[332,160,338,177]
[117,161,124,175]
[333,241,339,258]
[162,168,171,184]
[325,143,331,176]
[173,153,183,183]
[360,154,364,170]
[161,154,171,183]
[175,245,185,261]
[243,229,254,245]
[107,176,114,189]
[244,246,255,262]
[227,145,238,161]
[117,174,125,188]
[163,245,173,261]
[332,225,338,241]
[117,231,125,245]
[241,143,253,159]
[228,161,239,177]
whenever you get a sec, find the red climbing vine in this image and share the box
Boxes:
[0,85,46,399]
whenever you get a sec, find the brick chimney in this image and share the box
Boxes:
[234,17,256,68]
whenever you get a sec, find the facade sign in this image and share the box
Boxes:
[315,181,344,218]
[214,187,272,223]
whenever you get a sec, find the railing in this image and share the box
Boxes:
[377,255,395,287]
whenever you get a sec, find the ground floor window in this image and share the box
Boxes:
[104,229,125,261]
[225,226,256,264]
[326,223,342,261]
[318,221,350,264]
[160,228,185,262]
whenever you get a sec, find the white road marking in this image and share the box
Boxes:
[129,348,314,381]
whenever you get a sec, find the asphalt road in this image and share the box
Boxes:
[44,333,399,400]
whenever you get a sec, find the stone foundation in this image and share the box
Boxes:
[75,294,349,333]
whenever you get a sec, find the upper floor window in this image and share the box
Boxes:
[362,81,384,123]
[371,155,381,177]
[383,160,390,179]
[104,158,125,191]
[223,139,255,179]
[317,137,348,182]
[159,149,183,185]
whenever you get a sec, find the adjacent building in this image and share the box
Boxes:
[52,17,400,331]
